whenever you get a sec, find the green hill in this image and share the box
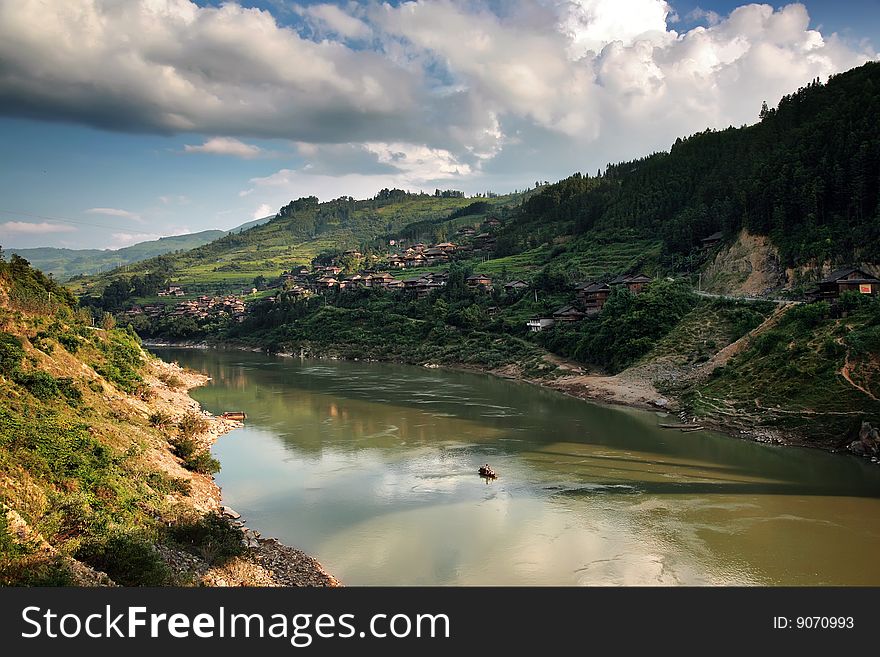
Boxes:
[73,190,524,298]
[10,215,276,281]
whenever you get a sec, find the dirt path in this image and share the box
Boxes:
[840,352,879,401]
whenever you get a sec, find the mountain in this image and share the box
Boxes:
[9,215,276,281]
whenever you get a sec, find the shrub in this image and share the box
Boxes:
[148,411,173,428]
[0,555,75,586]
[75,530,170,586]
[157,371,185,389]
[14,370,60,400]
[57,333,81,353]
[170,436,219,474]
[0,332,25,375]
[166,513,244,565]
[186,451,221,475]
[177,411,210,440]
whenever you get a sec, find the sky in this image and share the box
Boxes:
[0,0,878,250]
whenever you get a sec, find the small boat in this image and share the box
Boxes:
[478,465,497,479]
[221,411,247,421]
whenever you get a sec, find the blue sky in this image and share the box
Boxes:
[0,0,878,250]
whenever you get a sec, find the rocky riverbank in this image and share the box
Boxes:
[146,356,340,587]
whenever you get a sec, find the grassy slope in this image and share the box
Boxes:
[0,265,245,586]
[679,301,880,446]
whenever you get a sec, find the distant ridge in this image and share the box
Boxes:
[8,214,275,280]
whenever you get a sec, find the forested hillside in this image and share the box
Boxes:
[495,62,880,275]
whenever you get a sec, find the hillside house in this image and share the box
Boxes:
[504,280,529,292]
[466,274,493,289]
[484,217,501,228]
[575,281,611,313]
[700,231,723,249]
[423,247,449,264]
[369,272,397,289]
[457,226,476,237]
[526,317,555,332]
[609,273,651,294]
[405,253,427,267]
[552,305,586,322]
[158,286,185,297]
[317,276,338,289]
[818,268,880,299]
[436,242,457,252]
[473,233,497,251]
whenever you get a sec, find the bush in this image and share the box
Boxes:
[14,370,60,400]
[166,513,244,565]
[157,371,184,389]
[0,332,25,375]
[186,451,221,475]
[0,555,75,586]
[177,411,210,440]
[75,530,170,586]
[148,411,173,428]
[170,436,220,474]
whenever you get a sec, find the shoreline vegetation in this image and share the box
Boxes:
[0,256,338,587]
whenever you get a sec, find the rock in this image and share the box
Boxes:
[650,397,670,409]
[221,506,241,519]
[853,421,880,457]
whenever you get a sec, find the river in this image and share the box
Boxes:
[152,348,880,586]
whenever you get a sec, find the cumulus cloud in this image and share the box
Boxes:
[252,203,275,219]
[0,221,77,234]
[300,2,372,40]
[85,207,142,221]
[184,137,264,158]
[0,0,876,192]
[0,0,429,143]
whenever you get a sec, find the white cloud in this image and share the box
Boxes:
[301,3,372,40]
[0,221,77,234]
[0,0,876,197]
[559,0,673,58]
[85,207,142,221]
[183,137,264,158]
[0,0,428,143]
[253,203,275,219]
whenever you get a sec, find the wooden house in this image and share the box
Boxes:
[552,305,586,322]
[504,280,529,292]
[466,274,492,289]
[818,268,880,299]
[575,281,611,313]
[609,273,651,294]
[700,231,723,249]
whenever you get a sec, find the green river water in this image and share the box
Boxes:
[153,348,880,586]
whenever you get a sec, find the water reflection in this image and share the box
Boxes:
[153,348,880,585]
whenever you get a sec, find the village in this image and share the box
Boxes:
[117,217,880,332]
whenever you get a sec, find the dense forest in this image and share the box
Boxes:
[495,62,880,272]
